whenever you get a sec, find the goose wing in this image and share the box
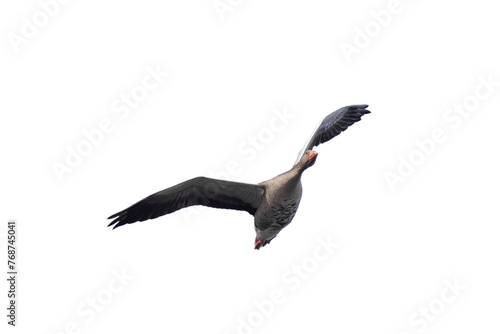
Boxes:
[108,177,265,228]
[295,104,370,164]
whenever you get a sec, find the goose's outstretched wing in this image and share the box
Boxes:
[295,104,370,164]
[108,177,265,229]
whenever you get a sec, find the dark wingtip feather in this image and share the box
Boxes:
[107,210,128,229]
[347,104,370,113]
[109,219,126,229]
[107,218,119,227]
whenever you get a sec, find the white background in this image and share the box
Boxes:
[1,0,499,333]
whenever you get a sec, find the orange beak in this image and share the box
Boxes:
[254,237,264,250]
[308,151,318,160]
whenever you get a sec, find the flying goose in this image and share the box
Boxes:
[108,104,370,249]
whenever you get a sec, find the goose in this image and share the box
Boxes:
[108,104,370,249]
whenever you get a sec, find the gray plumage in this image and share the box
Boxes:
[295,104,370,164]
[108,104,370,249]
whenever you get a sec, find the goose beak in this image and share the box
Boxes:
[308,151,318,160]
[254,237,264,250]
